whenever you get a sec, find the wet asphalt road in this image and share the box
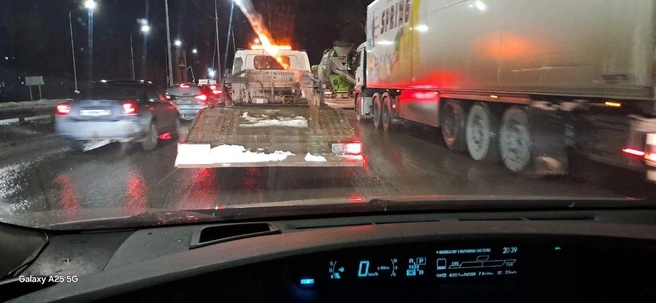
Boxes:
[0,112,654,217]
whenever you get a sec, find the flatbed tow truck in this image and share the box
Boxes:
[175,46,363,168]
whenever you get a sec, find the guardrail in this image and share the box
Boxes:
[0,99,69,124]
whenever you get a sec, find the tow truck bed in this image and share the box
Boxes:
[175,104,363,168]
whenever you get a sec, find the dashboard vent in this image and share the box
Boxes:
[190,222,280,249]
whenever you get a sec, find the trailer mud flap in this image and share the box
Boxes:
[527,108,569,176]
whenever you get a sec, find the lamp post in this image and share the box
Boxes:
[68,0,95,93]
[130,24,150,80]
[85,0,95,87]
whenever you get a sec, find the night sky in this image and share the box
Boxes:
[0,0,372,100]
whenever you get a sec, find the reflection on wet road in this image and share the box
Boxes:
[0,111,654,217]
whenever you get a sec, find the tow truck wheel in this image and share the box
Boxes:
[382,94,396,132]
[466,103,500,162]
[372,94,382,129]
[441,99,467,151]
[500,107,532,172]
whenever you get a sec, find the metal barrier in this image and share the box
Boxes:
[0,99,68,124]
[301,72,324,106]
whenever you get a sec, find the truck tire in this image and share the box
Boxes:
[382,94,396,132]
[355,94,364,122]
[441,99,467,151]
[141,122,159,151]
[466,103,500,163]
[500,107,532,172]
[372,93,382,130]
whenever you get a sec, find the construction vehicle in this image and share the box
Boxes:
[355,0,656,182]
[174,45,363,168]
[317,43,357,109]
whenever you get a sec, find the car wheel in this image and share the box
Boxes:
[70,141,85,154]
[141,122,158,151]
[172,118,182,139]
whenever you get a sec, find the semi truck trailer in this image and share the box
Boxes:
[355,0,656,181]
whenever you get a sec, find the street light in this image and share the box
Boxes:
[174,40,182,47]
[192,49,197,54]
[84,0,96,10]
[69,1,96,94]
[131,24,150,80]
[208,68,216,78]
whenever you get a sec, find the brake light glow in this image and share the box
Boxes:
[55,103,71,115]
[345,142,362,154]
[212,90,222,95]
[122,102,139,114]
[210,85,216,90]
[622,148,645,157]
[195,94,208,102]
[165,93,171,100]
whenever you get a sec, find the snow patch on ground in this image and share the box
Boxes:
[176,144,295,166]
[304,153,327,162]
[239,111,308,128]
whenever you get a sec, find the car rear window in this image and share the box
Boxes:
[167,86,202,96]
[74,84,144,100]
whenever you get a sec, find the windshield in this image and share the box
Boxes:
[254,55,289,70]
[2,0,656,230]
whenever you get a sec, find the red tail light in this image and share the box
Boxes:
[212,89,222,95]
[210,85,217,90]
[195,94,208,103]
[165,93,171,100]
[180,84,189,88]
[56,103,71,115]
[123,101,139,114]
[345,142,362,154]
[623,148,645,157]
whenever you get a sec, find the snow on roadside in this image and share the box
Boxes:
[239,111,308,128]
[304,153,327,162]
[0,99,67,109]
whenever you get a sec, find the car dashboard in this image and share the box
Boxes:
[4,208,656,302]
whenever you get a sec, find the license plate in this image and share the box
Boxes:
[81,109,111,116]
[176,101,192,105]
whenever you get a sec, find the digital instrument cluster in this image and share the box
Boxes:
[293,245,521,287]
[329,246,518,281]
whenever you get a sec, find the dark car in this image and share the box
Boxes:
[54,80,181,151]
[166,83,220,120]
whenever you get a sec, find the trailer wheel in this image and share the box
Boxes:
[500,107,532,172]
[382,94,396,132]
[441,99,467,151]
[372,93,382,129]
[466,103,500,162]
